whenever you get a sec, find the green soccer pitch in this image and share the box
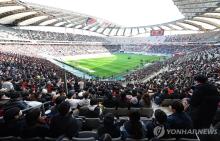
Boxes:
[64,53,162,78]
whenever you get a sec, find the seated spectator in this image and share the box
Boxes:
[116,92,129,108]
[139,93,152,107]
[39,89,52,103]
[3,91,29,110]
[49,95,66,117]
[98,113,120,139]
[182,98,191,114]
[0,107,24,137]
[120,110,146,139]
[50,101,79,138]
[168,101,193,129]
[155,89,169,105]
[146,109,168,139]
[167,101,193,138]
[1,77,14,91]
[85,98,101,118]
[130,96,141,108]
[66,91,80,110]
[103,92,117,108]
[78,92,90,107]
[22,108,49,138]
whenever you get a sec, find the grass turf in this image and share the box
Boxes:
[65,53,162,78]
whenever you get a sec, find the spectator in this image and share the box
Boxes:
[146,109,168,139]
[49,95,66,117]
[50,101,79,138]
[98,113,120,139]
[121,110,145,139]
[78,92,90,107]
[190,75,220,129]
[1,77,14,91]
[22,108,49,138]
[3,91,29,110]
[103,92,117,108]
[0,107,24,137]
[85,98,101,118]
[140,93,152,107]
[167,101,193,138]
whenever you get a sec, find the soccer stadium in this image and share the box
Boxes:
[0,0,220,140]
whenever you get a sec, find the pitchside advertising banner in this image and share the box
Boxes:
[150,29,164,36]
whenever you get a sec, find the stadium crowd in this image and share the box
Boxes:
[121,44,196,55]
[0,44,118,57]
[164,31,220,43]
[0,26,220,141]
[0,43,220,140]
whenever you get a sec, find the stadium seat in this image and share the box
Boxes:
[161,99,180,107]
[79,107,89,117]
[22,137,42,141]
[159,138,176,141]
[125,138,148,141]
[84,118,101,130]
[44,137,57,141]
[112,137,122,141]
[140,108,154,118]
[140,117,152,125]
[0,136,20,141]
[76,118,84,131]
[178,138,199,141]
[117,108,130,117]
[78,131,98,138]
[103,108,117,115]
[96,97,104,103]
[72,137,95,141]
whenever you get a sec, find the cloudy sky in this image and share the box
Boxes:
[22,0,184,27]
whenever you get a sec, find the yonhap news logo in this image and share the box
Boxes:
[153,126,166,138]
[153,126,218,138]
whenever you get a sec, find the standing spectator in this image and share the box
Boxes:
[190,75,220,129]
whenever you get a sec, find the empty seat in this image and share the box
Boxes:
[72,137,95,141]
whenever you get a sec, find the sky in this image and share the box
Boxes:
[22,0,184,27]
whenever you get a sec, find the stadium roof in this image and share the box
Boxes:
[0,0,220,36]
